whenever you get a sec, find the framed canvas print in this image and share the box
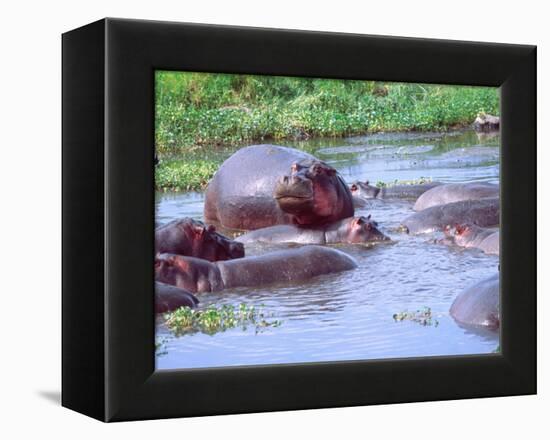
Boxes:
[62,18,536,422]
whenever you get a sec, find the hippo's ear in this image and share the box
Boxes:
[206,224,216,233]
[350,183,358,191]
[352,217,365,228]
[365,180,369,185]
[367,214,371,220]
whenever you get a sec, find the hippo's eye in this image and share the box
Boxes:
[291,163,299,172]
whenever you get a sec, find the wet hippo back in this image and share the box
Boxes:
[155,246,357,293]
[204,145,354,230]
[155,281,199,313]
[205,145,313,230]
[403,198,499,234]
[450,273,499,329]
[350,180,442,201]
[218,246,357,289]
[478,231,499,255]
[414,182,499,211]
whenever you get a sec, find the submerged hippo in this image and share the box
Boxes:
[155,217,244,261]
[236,215,389,244]
[155,246,357,293]
[155,281,199,313]
[414,182,499,211]
[204,145,354,230]
[450,273,499,330]
[350,180,441,205]
[402,198,499,234]
[444,223,499,255]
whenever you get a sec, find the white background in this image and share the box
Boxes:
[0,0,546,437]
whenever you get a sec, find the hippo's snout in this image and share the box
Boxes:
[229,241,245,259]
[274,174,314,200]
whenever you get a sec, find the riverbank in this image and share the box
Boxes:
[155,72,499,191]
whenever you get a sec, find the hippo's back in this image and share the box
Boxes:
[209,145,314,199]
[450,273,499,329]
[414,182,499,211]
[403,198,500,234]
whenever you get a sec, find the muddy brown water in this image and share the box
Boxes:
[155,129,500,370]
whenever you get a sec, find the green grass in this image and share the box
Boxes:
[156,159,219,192]
[155,71,499,190]
[164,303,282,336]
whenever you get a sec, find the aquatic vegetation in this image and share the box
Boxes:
[164,303,283,336]
[155,337,169,356]
[393,307,439,327]
[376,177,433,188]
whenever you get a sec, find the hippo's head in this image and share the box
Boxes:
[274,159,354,225]
[349,180,380,199]
[444,223,477,247]
[155,253,217,293]
[157,218,244,261]
[188,220,244,261]
[342,215,390,243]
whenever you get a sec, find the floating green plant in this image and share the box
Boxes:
[376,177,432,188]
[164,303,282,336]
[393,306,439,327]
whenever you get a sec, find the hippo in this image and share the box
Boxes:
[450,273,499,330]
[414,182,499,211]
[444,223,499,255]
[402,198,499,234]
[204,145,354,230]
[155,217,244,261]
[350,180,442,205]
[236,215,389,245]
[155,245,357,293]
[473,114,500,132]
[155,281,199,313]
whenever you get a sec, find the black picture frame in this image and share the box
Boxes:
[62,18,536,422]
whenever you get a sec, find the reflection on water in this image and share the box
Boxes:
[155,129,500,370]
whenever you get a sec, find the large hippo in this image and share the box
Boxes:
[204,145,354,230]
[443,223,499,255]
[450,273,499,330]
[155,281,199,313]
[402,198,499,234]
[155,217,244,261]
[155,246,357,293]
[236,215,389,244]
[350,180,441,205]
[414,182,499,211]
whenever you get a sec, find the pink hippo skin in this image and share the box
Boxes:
[444,223,499,255]
[236,215,389,245]
[156,217,244,261]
